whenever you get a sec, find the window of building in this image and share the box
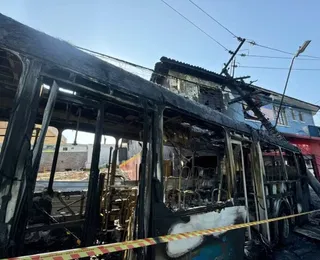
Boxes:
[290,108,296,120]
[298,111,304,121]
[273,106,288,126]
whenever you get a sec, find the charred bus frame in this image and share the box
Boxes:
[0,14,311,259]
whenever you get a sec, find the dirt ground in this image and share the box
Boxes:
[36,168,128,181]
[37,171,89,181]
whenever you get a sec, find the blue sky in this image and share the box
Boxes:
[2,0,320,142]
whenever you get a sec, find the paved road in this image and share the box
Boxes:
[273,188,320,260]
[273,234,320,260]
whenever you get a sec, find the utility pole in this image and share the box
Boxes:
[232,58,236,78]
[220,38,287,141]
[221,38,245,75]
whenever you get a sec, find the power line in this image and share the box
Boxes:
[183,1,320,61]
[184,0,293,58]
[235,65,320,71]
[162,0,320,62]
[184,1,319,59]
[247,41,293,56]
[186,0,298,62]
[238,54,320,61]
[160,0,230,52]
[187,0,238,39]
[247,41,320,60]
[76,46,153,71]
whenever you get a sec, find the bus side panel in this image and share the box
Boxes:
[155,229,245,260]
[150,201,246,260]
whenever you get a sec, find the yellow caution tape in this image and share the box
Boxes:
[5,209,320,260]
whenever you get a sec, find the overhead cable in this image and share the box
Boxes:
[235,65,320,71]
[246,41,293,55]
[76,46,152,71]
[160,0,230,52]
[187,0,239,39]
[247,41,320,60]
[184,1,320,60]
[238,54,320,61]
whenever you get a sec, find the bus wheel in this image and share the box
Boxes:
[278,205,293,245]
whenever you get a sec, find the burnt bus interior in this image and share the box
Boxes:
[0,46,150,258]
[163,115,227,210]
[0,13,312,260]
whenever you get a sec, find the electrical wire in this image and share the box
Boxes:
[76,46,153,72]
[247,41,293,56]
[187,0,238,39]
[186,0,302,62]
[161,0,320,62]
[184,0,293,58]
[235,65,320,71]
[247,41,320,60]
[167,0,320,61]
[238,54,320,61]
[184,1,319,59]
[160,0,230,52]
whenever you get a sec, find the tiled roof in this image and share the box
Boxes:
[155,56,227,86]
[160,57,217,75]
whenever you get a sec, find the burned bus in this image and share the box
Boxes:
[0,13,311,259]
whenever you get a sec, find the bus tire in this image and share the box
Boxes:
[277,204,293,246]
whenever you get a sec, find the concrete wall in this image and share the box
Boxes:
[127,140,142,158]
[43,144,88,153]
[1,142,123,173]
[39,151,87,172]
[38,144,120,172]
[243,103,315,135]
[40,144,89,172]
[166,70,225,111]
[85,144,118,169]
